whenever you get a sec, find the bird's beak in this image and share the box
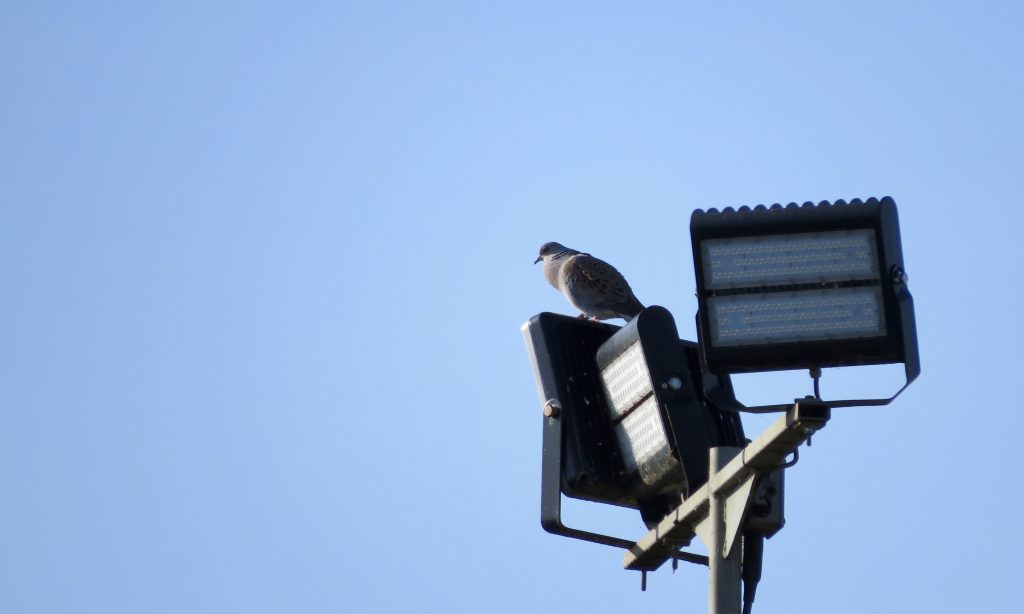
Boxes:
[534,256,542,264]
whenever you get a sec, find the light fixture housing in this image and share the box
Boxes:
[595,306,744,506]
[690,197,919,379]
[522,307,745,534]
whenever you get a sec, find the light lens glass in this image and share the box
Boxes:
[614,395,670,481]
[702,229,879,289]
[600,341,654,419]
[708,286,886,346]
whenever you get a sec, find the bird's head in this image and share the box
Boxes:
[534,241,576,264]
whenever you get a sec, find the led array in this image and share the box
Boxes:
[613,396,670,483]
[599,341,653,418]
[702,229,878,289]
[708,287,886,346]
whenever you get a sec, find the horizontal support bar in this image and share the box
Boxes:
[624,399,829,571]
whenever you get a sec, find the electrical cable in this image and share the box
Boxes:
[741,532,764,614]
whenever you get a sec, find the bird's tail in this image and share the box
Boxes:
[622,301,645,322]
[622,307,643,322]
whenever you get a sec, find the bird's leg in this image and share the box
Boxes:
[577,313,588,319]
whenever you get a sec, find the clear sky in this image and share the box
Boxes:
[3,2,1021,613]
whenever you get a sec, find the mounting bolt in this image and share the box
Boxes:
[662,376,684,391]
[891,265,909,286]
[543,399,562,418]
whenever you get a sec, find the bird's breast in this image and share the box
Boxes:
[543,259,563,289]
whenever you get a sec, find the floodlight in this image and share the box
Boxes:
[596,306,745,505]
[690,197,919,401]
[522,307,745,541]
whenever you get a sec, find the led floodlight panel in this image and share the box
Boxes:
[691,197,918,374]
[524,308,746,531]
[595,306,745,502]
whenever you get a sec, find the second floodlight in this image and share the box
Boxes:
[596,306,744,504]
[690,197,918,379]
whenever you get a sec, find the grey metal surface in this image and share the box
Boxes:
[708,447,743,614]
[623,399,829,572]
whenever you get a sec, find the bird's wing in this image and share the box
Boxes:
[562,254,642,311]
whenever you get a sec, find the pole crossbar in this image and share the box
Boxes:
[623,399,829,572]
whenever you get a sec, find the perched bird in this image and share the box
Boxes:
[534,241,645,322]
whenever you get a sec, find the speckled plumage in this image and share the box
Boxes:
[534,241,644,322]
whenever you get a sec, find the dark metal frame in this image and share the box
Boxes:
[522,309,744,560]
[690,197,920,410]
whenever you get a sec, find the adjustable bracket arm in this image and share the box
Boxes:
[539,398,711,566]
[539,399,637,550]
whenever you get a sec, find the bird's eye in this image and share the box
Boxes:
[540,245,549,255]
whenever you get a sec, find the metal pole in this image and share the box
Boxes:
[708,446,742,614]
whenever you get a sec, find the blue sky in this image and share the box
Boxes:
[2,2,1021,612]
